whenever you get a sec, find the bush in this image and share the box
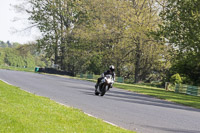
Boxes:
[170,73,182,85]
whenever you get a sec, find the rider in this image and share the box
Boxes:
[95,65,115,89]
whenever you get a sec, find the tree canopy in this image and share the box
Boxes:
[157,0,200,85]
[11,0,199,85]
[23,0,167,82]
[0,42,48,68]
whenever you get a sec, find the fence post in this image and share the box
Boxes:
[165,82,170,91]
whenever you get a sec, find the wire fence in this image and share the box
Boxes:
[175,84,200,96]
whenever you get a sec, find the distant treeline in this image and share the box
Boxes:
[0,41,49,68]
[0,41,20,48]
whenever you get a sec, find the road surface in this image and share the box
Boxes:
[0,69,200,133]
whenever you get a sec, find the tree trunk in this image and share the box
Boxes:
[134,39,141,83]
[134,54,140,83]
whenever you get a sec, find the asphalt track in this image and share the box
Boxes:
[0,69,200,133]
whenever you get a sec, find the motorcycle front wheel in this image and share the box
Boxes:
[100,84,106,96]
[95,90,99,95]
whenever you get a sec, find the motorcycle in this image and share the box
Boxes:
[95,74,114,96]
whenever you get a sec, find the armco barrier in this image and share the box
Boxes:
[35,67,74,76]
[175,84,199,96]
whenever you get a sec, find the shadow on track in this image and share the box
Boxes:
[81,87,200,113]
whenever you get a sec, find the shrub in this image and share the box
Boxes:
[170,73,182,84]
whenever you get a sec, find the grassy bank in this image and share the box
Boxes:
[0,65,34,72]
[0,80,134,133]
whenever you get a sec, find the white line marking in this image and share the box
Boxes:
[84,112,118,127]
[0,79,12,85]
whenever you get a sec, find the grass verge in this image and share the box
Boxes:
[0,65,34,72]
[114,83,200,109]
[0,80,134,133]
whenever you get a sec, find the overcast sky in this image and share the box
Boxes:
[0,0,40,44]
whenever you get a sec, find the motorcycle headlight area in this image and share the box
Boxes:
[106,78,112,83]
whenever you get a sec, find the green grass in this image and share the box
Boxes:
[0,65,34,72]
[114,83,200,109]
[0,80,134,133]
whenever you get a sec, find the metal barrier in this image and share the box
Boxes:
[175,84,200,96]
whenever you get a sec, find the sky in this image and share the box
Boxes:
[0,0,40,44]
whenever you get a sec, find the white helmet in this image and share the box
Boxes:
[109,65,115,71]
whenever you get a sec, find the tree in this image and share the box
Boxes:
[26,0,86,72]
[170,73,182,85]
[0,48,5,65]
[120,0,164,83]
[76,0,164,82]
[1,43,48,68]
[23,0,166,80]
[0,41,8,48]
[157,0,200,85]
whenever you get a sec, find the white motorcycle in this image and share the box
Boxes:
[95,74,114,96]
